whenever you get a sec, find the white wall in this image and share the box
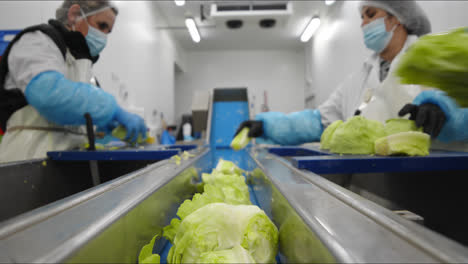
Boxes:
[306,0,468,108]
[94,1,186,127]
[0,1,185,128]
[174,49,305,125]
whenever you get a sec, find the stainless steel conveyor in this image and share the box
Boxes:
[1,147,468,263]
[1,88,468,263]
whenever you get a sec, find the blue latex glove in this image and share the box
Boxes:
[161,130,176,145]
[113,107,147,142]
[25,71,117,127]
[413,90,468,142]
[97,120,119,135]
[255,109,323,145]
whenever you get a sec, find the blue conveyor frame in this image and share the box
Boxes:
[268,146,468,174]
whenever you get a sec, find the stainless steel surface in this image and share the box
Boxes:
[0,148,210,263]
[251,147,468,263]
[2,147,468,263]
[344,171,468,245]
[205,91,213,145]
[249,168,337,263]
[0,159,155,222]
[0,160,169,239]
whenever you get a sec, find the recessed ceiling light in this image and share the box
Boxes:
[175,0,185,6]
[185,18,201,43]
[300,17,321,42]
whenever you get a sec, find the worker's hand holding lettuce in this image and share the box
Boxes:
[396,27,468,143]
[396,27,468,107]
[398,101,446,138]
[112,107,147,143]
[232,110,430,156]
[232,109,323,147]
[399,90,468,142]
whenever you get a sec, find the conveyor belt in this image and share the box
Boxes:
[2,146,468,263]
[157,184,278,264]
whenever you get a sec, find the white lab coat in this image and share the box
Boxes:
[0,31,93,163]
[318,35,421,127]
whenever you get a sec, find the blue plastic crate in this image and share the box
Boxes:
[0,30,21,56]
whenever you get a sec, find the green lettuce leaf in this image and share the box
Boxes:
[384,119,422,136]
[196,245,255,263]
[139,234,161,264]
[112,125,148,144]
[329,116,386,154]
[176,185,225,220]
[168,203,278,264]
[163,219,181,244]
[320,120,344,150]
[213,159,244,175]
[175,171,251,222]
[231,127,251,151]
[375,131,430,156]
[396,27,468,106]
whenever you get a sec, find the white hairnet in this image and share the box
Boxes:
[56,0,119,23]
[359,0,431,36]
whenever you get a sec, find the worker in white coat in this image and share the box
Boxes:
[234,0,431,145]
[0,0,147,162]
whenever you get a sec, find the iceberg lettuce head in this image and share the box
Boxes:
[384,119,422,136]
[320,120,343,150]
[329,116,385,154]
[196,245,255,263]
[167,203,278,264]
[396,28,468,107]
[375,131,430,156]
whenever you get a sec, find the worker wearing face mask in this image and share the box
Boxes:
[0,0,147,162]
[234,0,431,145]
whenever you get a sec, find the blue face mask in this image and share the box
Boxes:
[85,25,107,57]
[79,9,108,57]
[362,17,396,53]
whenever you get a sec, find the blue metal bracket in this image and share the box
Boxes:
[166,145,197,152]
[292,152,468,174]
[268,146,468,174]
[268,147,329,157]
[0,30,21,56]
[292,153,468,174]
[47,149,179,161]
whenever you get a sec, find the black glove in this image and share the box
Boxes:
[234,120,264,138]
[398,103,446,138]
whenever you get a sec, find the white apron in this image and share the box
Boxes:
[318,35,421,126]
[0,51,92,163]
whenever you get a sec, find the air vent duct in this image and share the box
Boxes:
[211,1,290,15]
[210,1,292,29]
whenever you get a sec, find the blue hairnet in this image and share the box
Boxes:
[359,0,431,36]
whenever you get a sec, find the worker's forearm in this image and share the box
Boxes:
[25,71,117,127]
[255,109,323,145]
